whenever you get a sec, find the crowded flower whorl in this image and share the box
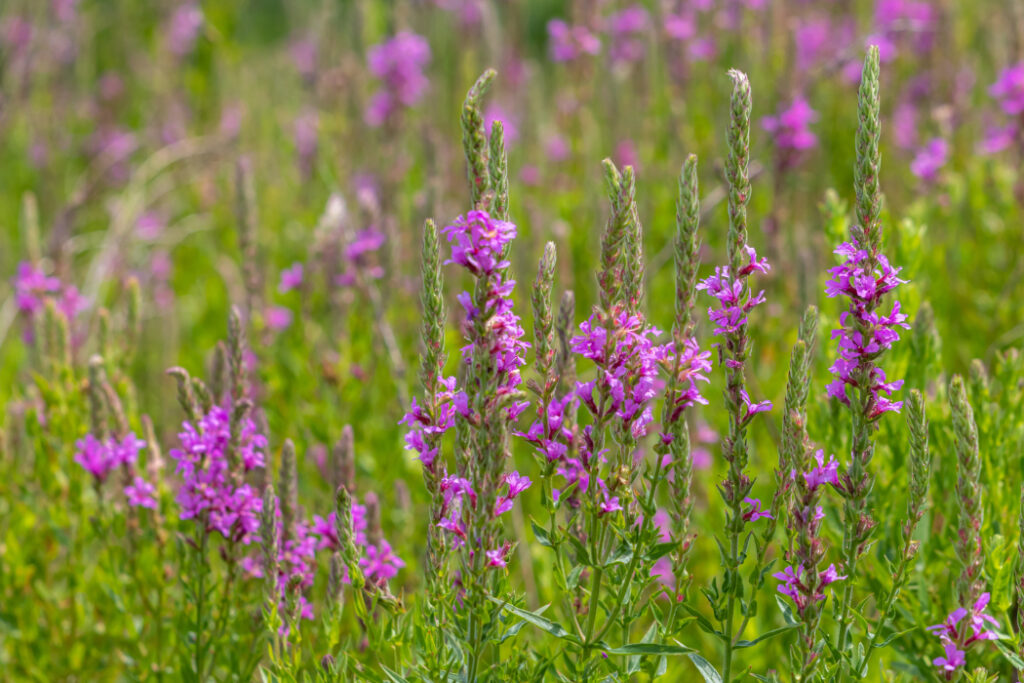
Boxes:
[169,404,267,544]
[824,242,909,418]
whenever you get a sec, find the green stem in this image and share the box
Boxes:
[723,528,739,683]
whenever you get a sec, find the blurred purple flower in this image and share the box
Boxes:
[293,110,318,176]
[54,0,79,23]
[892,101,918,150]
[289,38,317,82]
[365,31,431,126]
[688,37,717,62]
[606,5,649,64]
[990,63,1024,116]
[545,134,570,162]
[125,476,158,509]
[979,124,1016,155]
[909,137,948,181]
[762,97,818,152]
[547,19,601,62]
[265,306,293,332]
[279,262,304,293]
[136,211,165,240]
[485,104,519,143]
[167,3,203,58]
[75,433,146,484]
[664,13,695,42]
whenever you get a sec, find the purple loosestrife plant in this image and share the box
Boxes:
[770,307,846,682]
[925,376,998,680]
[405,71,533,680]
[829,47,911,665]
[855,389,931,679]
[695,69,774,683]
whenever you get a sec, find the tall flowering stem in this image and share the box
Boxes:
[925,377,998,680]
[950,376,984,611]
[830,46,909,657]
[697,69,774,683]
[407,218,450,589]
[461,69,496,211]
[773,306,844,682]
[657,154,704,602]
[857,389,931,678]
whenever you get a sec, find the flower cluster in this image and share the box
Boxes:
[442,211,529,420]
[337,227,386,285]
[774,563,845,615]
[824,243,909,417]
[926,593,1000,679]
[433,472,529,568]
[74,432,144,482]
[74,432,156,508]
[401,375,458,473]
[572,310,671,439]
[365,31,431,127]
[981,63,1024,154]
[777,450,843,616]
[14,262,88,340]
[546,19,600,62]
[697,246,770,337]
[169,405,267,544]
[909,137,948,181]
[605,5,649,65]
[313,505,404,586]
[761,97,818,157]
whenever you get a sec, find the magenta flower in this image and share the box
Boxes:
[697,246,770,336]
[802,450,839,490]
[494,471,532,516]
[74,433,146,483]
[932,640,965,675]
[824,243,909,417]
[124,476,157,509]
[441,211,516,277]
[486,546,509,568]
[774,563,846,615]
[741,497,773,522]
[979,124,1016,155]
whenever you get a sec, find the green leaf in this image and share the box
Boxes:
[605,642,694,656]
[686,653,723,683]
[605,541,633,567]
[488,598,581,644]
[645,541,677,562]
[994,640,1024,670]
[871,626,917,649]
[775,595,797,626]
[531,519,554,548]
[679,603,726,641]
[734,623,798,649]
[380,665,410,683]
